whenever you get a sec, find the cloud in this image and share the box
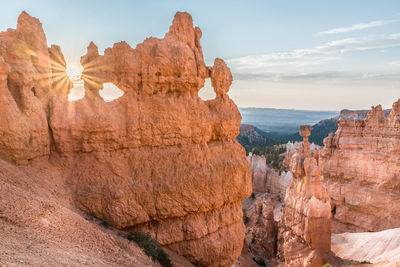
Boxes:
[318,33,400,52]
[318,19,399,35]
[229,50,337,69]
[389,61,400,66]
[233,71,348,81]
[228,33,400,71]
[361,72,400,80]
[233,71,400,82]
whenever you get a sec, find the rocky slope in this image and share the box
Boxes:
[320,100,400,233]
[237,124,273,152]
[0,11,251,266]
[332,227,400,266]
[0,158,160,267]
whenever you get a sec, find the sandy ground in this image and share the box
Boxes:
[0,158,192,267]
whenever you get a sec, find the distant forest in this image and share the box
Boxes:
[237,118,338,153]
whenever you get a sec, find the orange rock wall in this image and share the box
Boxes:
[0,11,251,266]
[0,12,50,164]
[320,100,400,233]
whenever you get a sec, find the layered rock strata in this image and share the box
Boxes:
[247,153,292,199]
[283,125,332,267]
[320,100,400,233]
[0,11,251,266]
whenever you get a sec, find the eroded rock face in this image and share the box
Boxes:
[320,100,400,233]
[283,125,331,267]
[247,153,292,199]
[0,11,251,266]
[0,15,50,164]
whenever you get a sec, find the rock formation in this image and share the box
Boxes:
[247,154,269,193]
[0,12,50,164]
[243,194,278,264]
[339,108,391,121]
[320,99,400,233]
[0,11,251,266]
[247,153,292,199]
[283,125,332,267]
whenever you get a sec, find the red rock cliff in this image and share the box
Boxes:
[0,11,251,266]
[320,99,400,233]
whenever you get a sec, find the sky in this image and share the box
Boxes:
[0,0,399,110]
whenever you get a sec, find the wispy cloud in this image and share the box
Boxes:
[389,61,400,66]
[233,71,400,82]
[318,19,399,35]
[228,33,400,83]
[228,33,400,71]
[233,71,349,81]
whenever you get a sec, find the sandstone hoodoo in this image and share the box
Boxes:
[320,99,400,233]
[0,12,51,164]
[283,125,332,267]
[0,11,251,266]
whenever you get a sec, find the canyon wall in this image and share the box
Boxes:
[0,11,251,266]
[247,152,292,199]
[283,125,332,267]
[320,100,400,233]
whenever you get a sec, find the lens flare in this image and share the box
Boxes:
[66,66,80,77]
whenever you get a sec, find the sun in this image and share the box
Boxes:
[66,66,80,77]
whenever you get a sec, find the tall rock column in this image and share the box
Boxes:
[283,125,331,267]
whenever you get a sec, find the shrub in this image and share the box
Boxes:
[321,264,332,267]
[125,231,172,267]
[101,220,110,228]
[243,210,249,224]
[253,257,266,266]
[251,144,287,170]
[250,192,255,199]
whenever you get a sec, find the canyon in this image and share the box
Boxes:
[0,11,250,266]
[1,9,399,267]
[243,100,400,266]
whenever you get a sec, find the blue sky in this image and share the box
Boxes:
[0,0,399,110]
